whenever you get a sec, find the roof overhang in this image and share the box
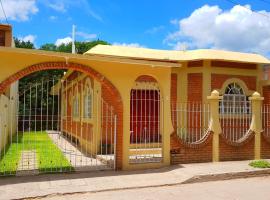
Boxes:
[85,45,270,65]
[0,47,182,68]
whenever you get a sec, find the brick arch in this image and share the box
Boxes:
[135,75,158,82]
[0,61,123,170]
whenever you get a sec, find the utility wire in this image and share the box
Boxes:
[0,0,9,24]
[224,0,270,19]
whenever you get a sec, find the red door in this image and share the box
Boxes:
[130,89,160,143]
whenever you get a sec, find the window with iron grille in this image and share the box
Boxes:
[62,96,67,117]
[220,82,250,114]
[72,88,80,118]
[84,87,92,119]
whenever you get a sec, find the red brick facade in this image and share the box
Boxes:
[219,132,255,161]
[188,73,202,102]
[170,66,264,165]
[263,86,270,105]
[211,74,257,91]
[170,132,213,164]
[261,133,270,159]
[171,73,177,129]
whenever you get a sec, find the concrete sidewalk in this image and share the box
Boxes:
[0,160,270,200]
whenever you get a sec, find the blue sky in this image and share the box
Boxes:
[1,0,270,55]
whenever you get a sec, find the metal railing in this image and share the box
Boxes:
[0,77,117,176]
[129,81,163,163]
[173,102,210,143]
[219,99,252,142]
[262,104,270,137]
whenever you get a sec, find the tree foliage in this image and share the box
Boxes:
[14,38,35,49]
[14,38,110,117]
[40,40,110,54]
[16,38,110,91]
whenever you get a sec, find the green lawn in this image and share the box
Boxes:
[0,131,73,175]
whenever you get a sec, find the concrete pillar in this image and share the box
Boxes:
[207,90,222,162]
[203,60,211,103]
[249,92,264,160]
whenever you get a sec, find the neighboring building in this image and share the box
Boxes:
[0,24,18,152]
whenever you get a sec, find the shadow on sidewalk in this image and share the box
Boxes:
[0,165,184,186]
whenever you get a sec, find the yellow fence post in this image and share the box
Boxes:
[207,90,223,162]
[249,92,264,160]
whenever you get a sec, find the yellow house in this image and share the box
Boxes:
[1,24,270,176]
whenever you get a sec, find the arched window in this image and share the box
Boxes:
[83,83,93,119]
[221,82,249,114]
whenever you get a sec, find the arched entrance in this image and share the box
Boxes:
[0,62,123,176]
[129,75,163,163]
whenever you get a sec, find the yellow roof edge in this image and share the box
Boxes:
[85,45,270,64]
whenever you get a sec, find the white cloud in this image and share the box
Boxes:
[145,26,164,34]
[49,16,57,20]
[76,31,97,40]
[55,37,72,46]
[113,43,145,48]
[48,2,66,12]
[0,0,38,21]
[42,0,102,21]
[165,4,270,55]
[170,19,178,25]
[18,35,36,43]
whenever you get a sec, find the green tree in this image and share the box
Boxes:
[39,43,57,51]
[39,40,110,54]
[14,37,35,49]
[17,39,110,119]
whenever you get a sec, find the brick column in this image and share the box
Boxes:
[207,90,222,162]
[249,92,264,160]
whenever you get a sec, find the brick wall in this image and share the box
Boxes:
[135,75,157,82]
[211,74,257,91]
[211,61,257,69]
[263,86,270,104]
[188,73,202,102]
[219,133,255,161]
[261,134,270,159]
[170,132,213,164]
[171,73,177,129]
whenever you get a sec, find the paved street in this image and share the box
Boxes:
[41,176,270,200]
[0,160,270,200]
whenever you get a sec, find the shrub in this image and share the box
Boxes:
[249,160,270,168]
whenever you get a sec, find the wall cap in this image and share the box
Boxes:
[207,90,223,100]
[249,92,264,101]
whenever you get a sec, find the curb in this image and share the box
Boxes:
[14,169,270,200]
[182,169,270,184]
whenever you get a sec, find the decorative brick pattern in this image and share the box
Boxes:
[0,62,124,170]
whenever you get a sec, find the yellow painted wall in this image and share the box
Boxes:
[0,49,174,170]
